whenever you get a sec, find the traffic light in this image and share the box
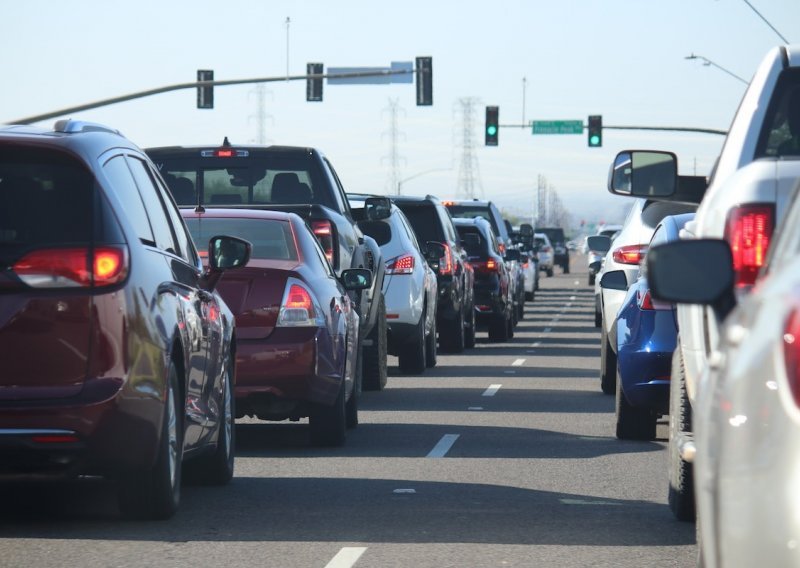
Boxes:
[485,106,499,146]
[306,63,323,102]
[197,70,214,109]
[416,56,433,106]
[588,115,602,147]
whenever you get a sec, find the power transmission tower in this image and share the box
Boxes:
[537,174,548,226]
[381,98,406,194]
[456,97,482,199]
[248,85,273,144]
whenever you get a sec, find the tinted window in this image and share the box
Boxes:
[756,68,800,158]
[437,206,458,243]
[0,148,95,265]
[151,165,198,265]
[446,204,499,236]
[103,156,155,245]
[396,205,445,243]
[183,218,298,261]
[456,226,487,257]
[126,156,178,254]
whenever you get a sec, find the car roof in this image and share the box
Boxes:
[146,141,321,158]
[180,208,298,222]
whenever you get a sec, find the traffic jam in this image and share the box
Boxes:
[1,36,800,568]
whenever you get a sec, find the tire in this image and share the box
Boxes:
[588,274,595,286]
[424,308,437,368]
[362,296,388,391]
[594,309,602,328]
[345,344,361,429]
[440,307,465,353]
[488,312,509,342]
[183,355,235,485]
[399,311,426,374]
[516,289,525,321]
[668,346,696,522]
[600,326,617,395]
[507,313,514,339]
[464,303,476,349]
[546,268,554,277]
[615,366,657,440]
[525,291,534,302]
[118,360,182,520]
[563,262,570,274]
[310,377,346,447]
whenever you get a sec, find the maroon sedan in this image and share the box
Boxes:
[181,208,371,447]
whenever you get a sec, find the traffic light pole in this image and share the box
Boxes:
[499,123,727,136]
[7,68,420,125]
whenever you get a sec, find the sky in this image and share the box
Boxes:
[2,0,799,232]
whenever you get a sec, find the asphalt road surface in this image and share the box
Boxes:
[0,258,697,568]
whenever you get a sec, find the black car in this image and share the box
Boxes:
[536,227,570,273]
[453,218,514,341]
[392,195,475,352]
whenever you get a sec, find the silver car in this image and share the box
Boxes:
[348,195,438,375]
[534,233,554,276]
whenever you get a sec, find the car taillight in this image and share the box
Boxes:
[498,242,506,255]
[783,305,800,407]
[439,243,455,275]
[386,254,415,275]
[612,244,648,265]
[311,220,335,265]
[637,287,670,311]
[12,246,128,288]
[474,258,500,274]
[277,280,321,327]
[724,204,773,288]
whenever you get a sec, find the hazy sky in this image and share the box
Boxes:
[2,0,798,228]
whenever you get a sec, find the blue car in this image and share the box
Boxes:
[603,213,695,441]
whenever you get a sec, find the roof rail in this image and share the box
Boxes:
[53,119,121,136]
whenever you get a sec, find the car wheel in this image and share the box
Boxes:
[440,307,465,353]
[118,360,182,520]
[184,354,235,485]
[507,312,514,339]
[563,263,570,274]
[525,291,534,302]
[516,290,525,321]
[588,274,595,286]
[399,311,426,374]
[464,303,476,349]
[615,366,657,440]
[362,296,388,391]
[594,309,602,328]
[424,307,437,368]
[310,377,346,447]
[668,346,696,522]
[600,326,616,395]
[546,268,554,277]
[345,343,361,429]
[488,312,509,342]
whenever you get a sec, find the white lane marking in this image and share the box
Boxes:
[512,358,525,367]
[393,488,416,494]
[468,406,484,411]
[574,280,580,286]
[427,434,460,458]
[325,547,368,568]
[531,341,541,347]
[543,327,552,333]
[482,384,502,396]
[560,499,622,506]
[570,295,576,301]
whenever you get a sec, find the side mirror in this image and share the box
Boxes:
[599,270,628,291]
[424,241,446,271]
[608,150,678,198]
[587,235,612,254]
[364,197,392,221]
[648,239,736,321]
[504,249,521,262]
[209,235,252,270]
[520,253,529,264]
[519,223,534,236]
[340,268,373,291]
[589,260,603,274]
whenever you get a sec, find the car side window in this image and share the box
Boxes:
[126,156,178,254]
[307,225,336,278]
[437,206,457,244]
[102,155,156,246]
[396,210,421,251]
[150,163,199,267]
[321,158,349,215]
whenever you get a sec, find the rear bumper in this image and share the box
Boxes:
[617,348,672,414]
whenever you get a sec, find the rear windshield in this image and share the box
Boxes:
[456,226,488,257]
[756,68,800,159]
[183,217,298,261]
[0,147,104,267]
[396,205,445,243]
[537,228,565,244]
[148,152,336,209]
[446,205,498,234]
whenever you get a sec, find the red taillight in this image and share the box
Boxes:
[474,258,500,274]
[277,281,320,327]
[638,289,655,310]
[724,204,773,288]
[783,306,800,407]
[386,254,415,275]
[311,220,335,265]
[498,242,506,255]
[12,246,127,288]
[612,244,648,265]
[439,243,455,275]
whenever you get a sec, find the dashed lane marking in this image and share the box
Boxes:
[512,358,525,367]
[482,384,502,396]
[325,547,368,568]
[427,434,460,458]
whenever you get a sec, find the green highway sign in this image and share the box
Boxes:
[532,120,584,135]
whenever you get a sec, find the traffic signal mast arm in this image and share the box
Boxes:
[498,121,728,136]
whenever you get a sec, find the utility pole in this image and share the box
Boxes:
[381,98,406,195]
[285,17,291,80]
[522,77,527,127]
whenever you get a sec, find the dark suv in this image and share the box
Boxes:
[0,120,250,519]
[536,227,569,273]
[453,218,514,341]
[392,195,475,352]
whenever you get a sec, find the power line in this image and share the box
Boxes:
[742,0,789,43]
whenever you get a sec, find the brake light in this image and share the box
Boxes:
[311,220,335,265]
[277,281,321,327]
[386,254,415,275]
[12,246,128,288]
[724,204,773,288]
[498,242,506,255]
[439,243,454,275]
[612,244,648,265]
[200,149,250,158]
[474,258,500,274]
[638,289,655,310]
[783,305,800,407]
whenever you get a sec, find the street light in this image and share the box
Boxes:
[685,53,748,85]
[397,167,451,195]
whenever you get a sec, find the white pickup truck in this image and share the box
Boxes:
[605,44,800,524]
